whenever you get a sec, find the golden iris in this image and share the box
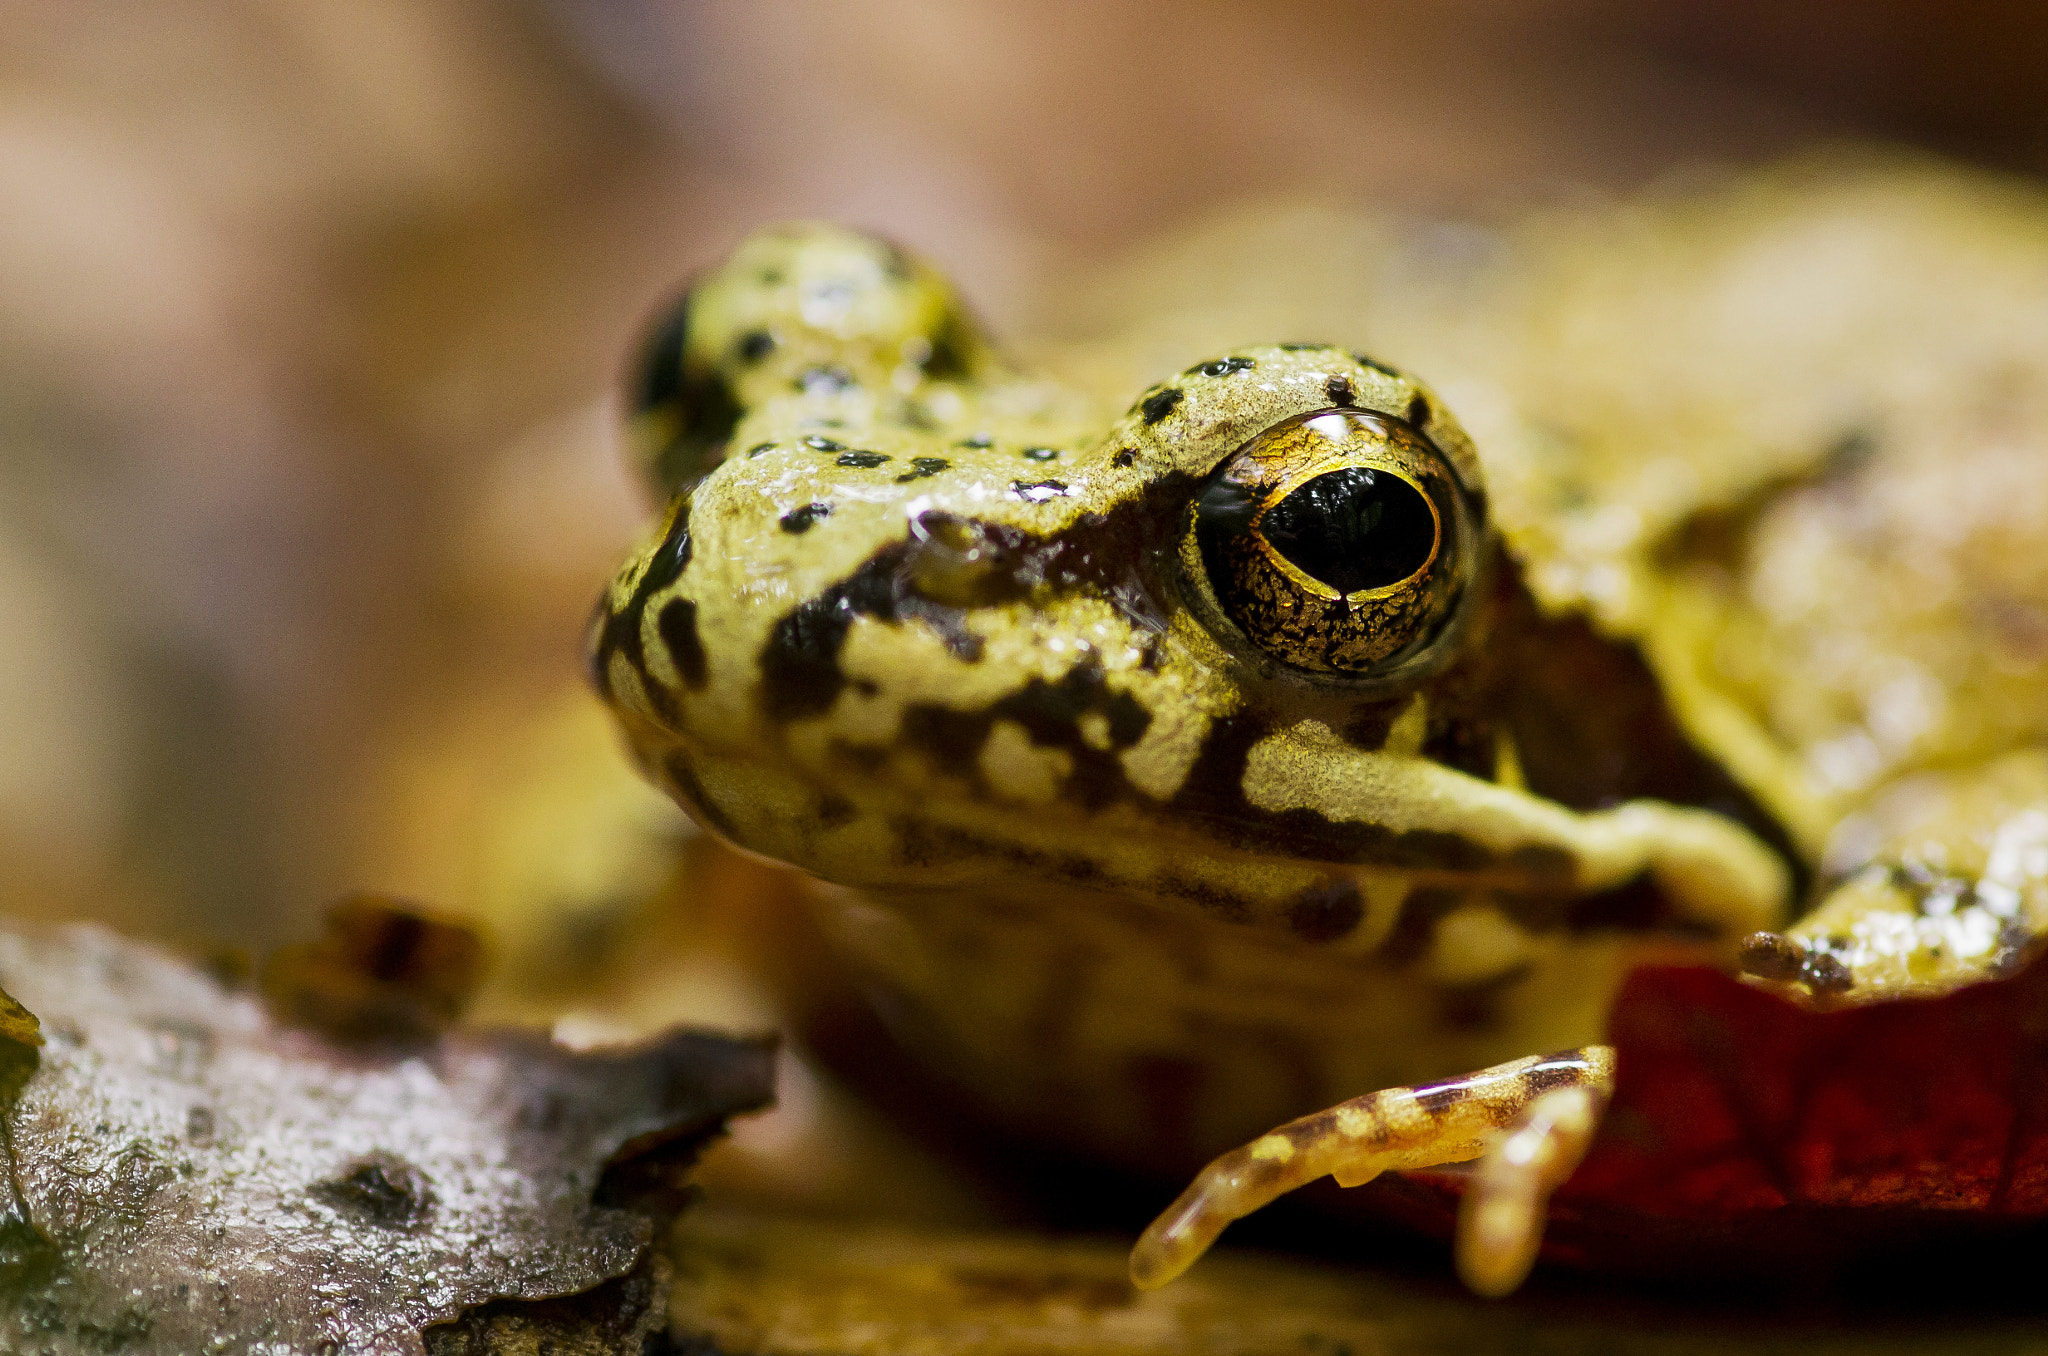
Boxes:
[1189,408,1476,675]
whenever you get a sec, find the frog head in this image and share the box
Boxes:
[592,224,1787,966]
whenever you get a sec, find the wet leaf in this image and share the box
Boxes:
[0,919,773,1354]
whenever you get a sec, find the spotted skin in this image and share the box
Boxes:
[592,173,2048,1292]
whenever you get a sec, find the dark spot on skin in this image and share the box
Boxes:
[1023,447,1061,462]
[816,794,858,828]
[803,435,847,452]
[1286,880,1364,942]
[956,433,994,448]
[590,499,693,699]
[1193,356,1256,378]
[758,553,926,721]
[900,660,1153,811]
[1140,387,1184,424]
[895,456,950,483]
[1377,886,1460,968]
[800,366,858,395]
[1413,1077,1471,1119]
[735,329,774,363]
[185,1105,216,1146]
[1352,352,1404,379]
[314,1156,433,1229]
[1326,375,1355,406]
[1004,663,1152,751]
[1406,394,1430,427]
[922,313,976,382]
[836,450,891,469]
[632,291,743,497]
[780,502,833,534]
[899,704,997,767]
[1114,449,1136,468]
[758,268,783,285]
[1521,1053,1591,1096]
[1739,930,1804,982]
[746,442,777,458]
[1011,479,1069,502]
[1277,342,1331,352]
[656,597,707,689]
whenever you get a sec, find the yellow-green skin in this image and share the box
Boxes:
[593,161,2048,1169]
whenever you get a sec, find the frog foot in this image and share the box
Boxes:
[1739,752,2048,1006]
[1128,1045,1616,1294]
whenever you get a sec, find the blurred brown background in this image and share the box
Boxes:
[3,0,2047,951]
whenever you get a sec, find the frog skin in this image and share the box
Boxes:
[590,162,2048,1296]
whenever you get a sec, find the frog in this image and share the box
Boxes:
[588,158,2048,1297]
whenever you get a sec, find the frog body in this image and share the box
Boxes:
[592,161,2048,1290]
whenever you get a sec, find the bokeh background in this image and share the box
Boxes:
[6,1,2048,1122]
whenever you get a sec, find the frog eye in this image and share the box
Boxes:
[1188,408,1479,678]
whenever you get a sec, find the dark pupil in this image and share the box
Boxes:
[1261,467,1436,593]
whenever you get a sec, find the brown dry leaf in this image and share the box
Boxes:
[0,919,773,1354]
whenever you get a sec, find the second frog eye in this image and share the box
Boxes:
[1190,407,1479,677]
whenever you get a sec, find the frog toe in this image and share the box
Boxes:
[1455,1079,1610,1297]
[1129,1045,1616,1291]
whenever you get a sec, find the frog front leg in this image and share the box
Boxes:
[1128,1045,1615,1296]
[1741,749,2048,1003]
